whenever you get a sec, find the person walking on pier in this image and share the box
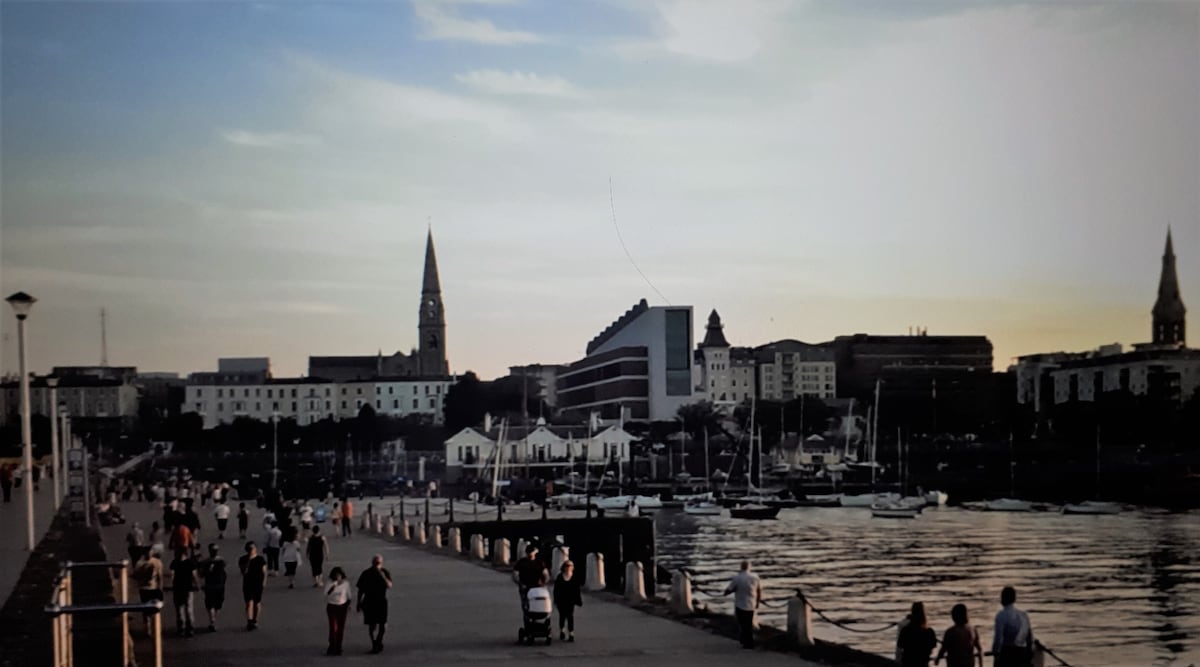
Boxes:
[553,560,583,642]
[324,567,351,656]
[281,532,303,589]
[214,499,231,539]
[356,554,393,654]
[341,498,354,537]
[1,464,13,502]
[237,502,249,540]
[723,560,762,649]
[935,603,983,667]
[239,542,267,631]
[897,602,937,667]
[308,525,329,587]
[331,501,341,537]
[991,587,1035,667]
[514,544,548,612]
[170,549,201,637]
[264,520,282,576]
[201,544,227,632]
[134,546,165,636]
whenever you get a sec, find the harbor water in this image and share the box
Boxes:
[655,506,1200,666]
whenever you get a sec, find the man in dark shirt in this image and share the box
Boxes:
[356,554,393,654]
[238,542,267,630]
[170,551,201,637]
[512,544,548,612]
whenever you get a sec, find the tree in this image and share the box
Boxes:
[443,372,487,432]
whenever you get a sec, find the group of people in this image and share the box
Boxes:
[0,462,44,502]
[512,544,585,642]
[895,586,1036,667]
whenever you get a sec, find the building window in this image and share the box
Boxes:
[356,388,362,395]
[412,386,417,394]
[291,389,297,398]
[195,402,202,412]
[267,389,273,398]
[325,388,330,397]
[272,401,279,411]
[393,399,399,409]
[388,386,393,395]
[428,398,435,409]
[341,401,346,409]
[217,388,223,398]
[412,399,418,409]
[436,385,442,394]
[376,400,381,409]
[255,402,260,411]
[243,388,249,397]
[217,402,223,411]
[425,385,430,395]
[341,387,347,395]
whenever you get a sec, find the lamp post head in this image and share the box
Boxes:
[5,291,36,319]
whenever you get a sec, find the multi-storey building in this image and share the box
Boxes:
[556,299,695,422]
[443,420,636,482]
[692,310,755,411]
[755,339,837,401]
[1,374,139,426]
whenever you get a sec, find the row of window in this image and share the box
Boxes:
[202,384,448,399]
[198,396,442,414]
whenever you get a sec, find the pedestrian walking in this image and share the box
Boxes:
[340,499,354,537]
[169,519,194,560]
[325,567,351,656]
[897,601,938,667]
[553,560,583,642]
[992,587,1035,667]
[355,554,393,654]
[1,464,13,502]
[126,521,146,563]
[281,533,302,589]
[264,521,282,575]
[723,560,763,649]
[214,499,231,539]
[170,549,201,637]
[238,542,267,631]
[307,525,329,587]
[237,502,249,539]
[133,546,164,636]
[513,544,548,612]
[331,501,341,537]
[935,603,983,667]
[200,544,227,632]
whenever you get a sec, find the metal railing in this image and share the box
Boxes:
[45,560,164,667]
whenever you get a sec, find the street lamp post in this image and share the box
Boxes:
[59,405,70,504]
[48,379,60,510]
[272,413,279,490]
[7,291,37,550]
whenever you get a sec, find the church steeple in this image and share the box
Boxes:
[418,228,449,375]
[1152,228,1186,347]
[699,309,730,348]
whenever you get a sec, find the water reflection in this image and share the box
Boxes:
[655,507,1200,666]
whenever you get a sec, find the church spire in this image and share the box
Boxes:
[422,228,441,294]
[1152,228,1186,347]
[699,309,730,348]
[418,228,449,375]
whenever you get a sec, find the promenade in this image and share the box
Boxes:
[101,501,821,666]
[0,482,59,606]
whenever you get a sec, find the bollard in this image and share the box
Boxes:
[448,527,462,553]
[516,538,528,560]
[361,511,369,531]
[415,524,427,546]
[624,562,645,603]
[386,515,396,537]
[493,538,510,566]
[586,553,606,591]
[374,514,383,534]
[430,525,442,549]
[1032,646,1046,667]
[552,545,570,575]
[400,519,410,542]
[470,534,485,560]
[671,569,693,614]
[787,593,814,646]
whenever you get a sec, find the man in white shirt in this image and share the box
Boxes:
[992,586,1035,667]
[214,501,231,539]
[264,521,282,576]
[724,560,763,649]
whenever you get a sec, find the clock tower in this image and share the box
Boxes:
[418,229,449,375]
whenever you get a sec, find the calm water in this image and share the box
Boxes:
[654,507,1200,666]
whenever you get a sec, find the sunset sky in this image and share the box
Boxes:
[2,0,1196,381]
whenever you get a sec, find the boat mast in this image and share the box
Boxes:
[844,398,855,461]
[748,394,757,492]
[703,427,711,493]
[1095,425,1101,501]
[872,379,881,488]
[491,420,506,500]
[1008,431,1015,499]
[896,427,902,495]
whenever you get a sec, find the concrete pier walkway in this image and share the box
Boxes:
[102,502,820,666]
[0,482,59,607]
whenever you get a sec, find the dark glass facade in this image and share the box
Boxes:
[664,309,692,396]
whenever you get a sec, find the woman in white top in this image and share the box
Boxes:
[280,536,303,589]
[325,567,351,656]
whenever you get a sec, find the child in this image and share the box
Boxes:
[553,560,583,642]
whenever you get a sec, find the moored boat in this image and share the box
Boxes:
[840,492,900,508]
[729,504,781,520]
[683,501,723,516]
[982,498,1034,512]
[871,502,921,519]
[924,490,949,506]
[1062,500,1122,515]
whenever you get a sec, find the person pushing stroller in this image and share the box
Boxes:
[512,544,548,613]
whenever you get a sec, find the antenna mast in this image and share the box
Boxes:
[101,308,109,366]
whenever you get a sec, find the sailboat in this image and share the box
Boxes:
[684,430,723,515]
[1063,428,1122,515]
[980,433,1033,512]
[730,417,780,520]
[842,387,899,508]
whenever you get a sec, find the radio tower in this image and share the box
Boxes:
[101,308,109,366]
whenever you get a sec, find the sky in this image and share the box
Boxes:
[1,0,1197,381]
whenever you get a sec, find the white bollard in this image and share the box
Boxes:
[429,525,441,548]
[586,553,606,591]
[552,545,570,576]
[386,515,396,537]
[470,534,485,560]
[448,527,462,553]
[361,512,369,531]
[401,519,410,542]
[787,595,814,646]
[624,562,645,603]
[671,569,693,614]
[493,538,510,566]
[374,514,383,534]
[516,538,528,560]
[415,524,427,545]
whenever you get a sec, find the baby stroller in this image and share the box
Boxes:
[517,586,553,646]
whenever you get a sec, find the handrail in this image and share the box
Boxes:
[46,600,164,617]
[45,559,157,667]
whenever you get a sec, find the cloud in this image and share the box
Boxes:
[412,1,540,44]
[455,69,580,97]
[220,129,321,148]
[614,0,794,63]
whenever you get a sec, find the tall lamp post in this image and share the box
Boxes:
[272,413,279,490]
[7,291,37,550]
[58,403,69,505]
[48,379,60,510]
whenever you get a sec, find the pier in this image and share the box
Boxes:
[96,501,840,666]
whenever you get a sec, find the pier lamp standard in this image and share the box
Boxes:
[58,403,69,504]
[47,379,60,511]
[271,412,279,490]
[6,291,37,550]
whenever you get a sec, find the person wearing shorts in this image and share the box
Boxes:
[280,535,302,589]
[134,547,164,635]
[238,542,267,630]
[307,526,329,587]
[201,543,227,632]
